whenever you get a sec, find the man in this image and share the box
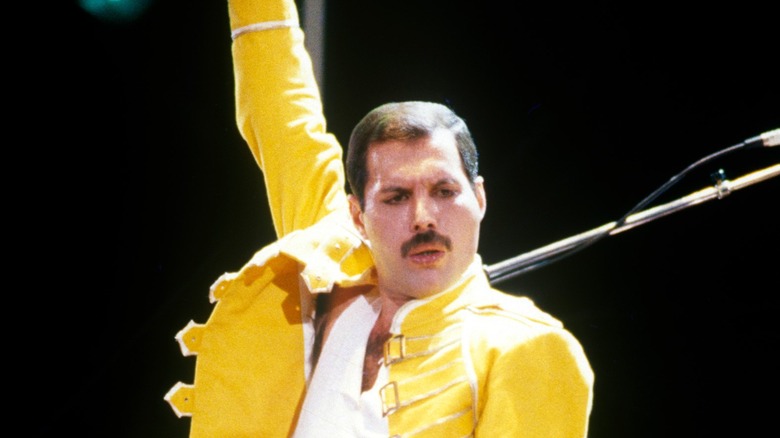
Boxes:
[165,0,594,436]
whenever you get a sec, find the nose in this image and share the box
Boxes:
[411,197,436,232]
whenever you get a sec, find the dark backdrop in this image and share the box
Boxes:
[27,1,777,436]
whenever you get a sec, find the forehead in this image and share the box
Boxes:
[365,129,465,182]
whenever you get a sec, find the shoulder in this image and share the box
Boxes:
[466,288,563,330]
[461,288,587,357]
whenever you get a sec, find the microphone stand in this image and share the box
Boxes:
[486,163,780,285]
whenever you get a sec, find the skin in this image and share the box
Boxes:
[347,128,487,390]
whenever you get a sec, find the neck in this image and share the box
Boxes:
[362,299,396,392]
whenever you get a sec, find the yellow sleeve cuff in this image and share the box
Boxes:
[228,0,299,34]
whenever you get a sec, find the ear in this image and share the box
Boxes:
[473,176,487,220]
[348,194,368,239]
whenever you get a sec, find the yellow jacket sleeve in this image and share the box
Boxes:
[164,1,373,436]
[475,329,594,437]
[229,0,349,238]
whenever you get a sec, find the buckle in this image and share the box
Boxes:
[383,334,405,365]
[379,381,400,416]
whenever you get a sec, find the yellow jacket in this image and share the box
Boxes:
[377,259,593,437]
[165,0,594,436]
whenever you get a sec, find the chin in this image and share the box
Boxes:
[406,272,459,299]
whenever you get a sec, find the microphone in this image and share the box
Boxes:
[744,128,780,149]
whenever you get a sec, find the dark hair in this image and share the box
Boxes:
[346,101,479,209]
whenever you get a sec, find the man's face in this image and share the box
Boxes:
[349,129,486,302]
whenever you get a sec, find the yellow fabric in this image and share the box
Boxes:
[167,216,374,436]
[382,260,593,437]
[230,0,348,238]
[166,0,594,436]
[166,0,374,435]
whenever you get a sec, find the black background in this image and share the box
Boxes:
[28,1,777,436]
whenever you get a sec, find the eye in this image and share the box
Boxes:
[384,193,409,204]
[436,188,457,198]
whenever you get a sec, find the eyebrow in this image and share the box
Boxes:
[378,178,460,194]
[378,186,410,196]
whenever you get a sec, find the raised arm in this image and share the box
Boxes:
[228,0,349,238]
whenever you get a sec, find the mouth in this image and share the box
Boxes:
[401,230,452,265]
[407,246,446,265]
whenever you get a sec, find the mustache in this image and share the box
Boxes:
[401,230,452,258]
